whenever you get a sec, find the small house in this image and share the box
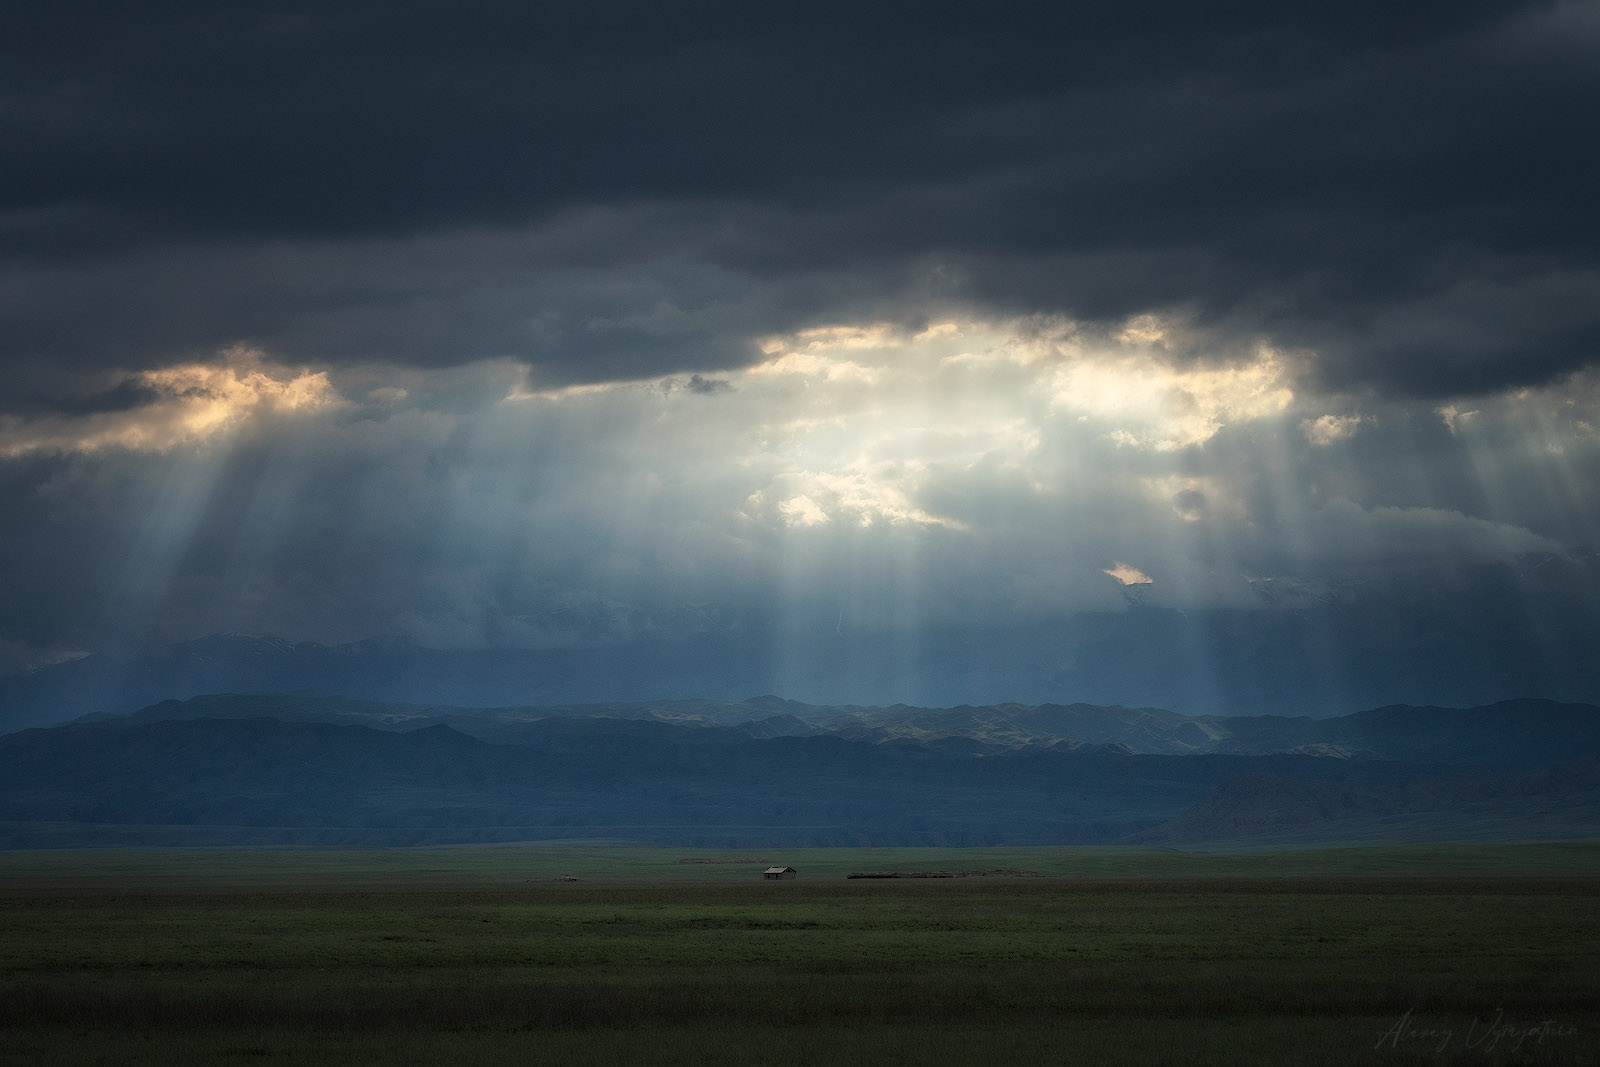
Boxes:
[763,866,797,880]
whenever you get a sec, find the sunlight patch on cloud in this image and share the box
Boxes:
[508,376,628,401]
[501,315,1309,541]
[1048,343,1295,450]
[1436,404,1481,435]
[1301,412,1374,446]
[755,471,963,530]
[1116,312,1170,345]
[1103,562,1154,586]
[776,493,830,526]
[913,321,963,343]
[0,347,339,457]
[761,323,900,355]
[749,349,882,384]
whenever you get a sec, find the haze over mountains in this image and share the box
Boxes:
[79,690,1600,768]
[7,619,1596,738]
[3,674,1596,850]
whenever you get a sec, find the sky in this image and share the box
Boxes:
[2,1,1598,715]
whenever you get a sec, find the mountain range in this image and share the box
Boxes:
[73,690,1600,767]
[2,689,1597,850]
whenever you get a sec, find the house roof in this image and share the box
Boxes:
[764,866,795,874]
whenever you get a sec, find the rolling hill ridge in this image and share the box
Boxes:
[2,693,1596,848]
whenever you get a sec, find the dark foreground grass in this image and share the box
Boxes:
[3,846,1598,1065]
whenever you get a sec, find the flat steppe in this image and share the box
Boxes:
[3,844,1597,1065]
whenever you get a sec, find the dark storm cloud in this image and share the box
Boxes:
[683,374,732,396]
[13,377,160,417]
[8,3,1516,236]
[3,1,1596,396]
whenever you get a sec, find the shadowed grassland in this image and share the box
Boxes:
[5,840,1600,886]
[2,845,1598,1064]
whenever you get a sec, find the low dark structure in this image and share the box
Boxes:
[763,866,797,880]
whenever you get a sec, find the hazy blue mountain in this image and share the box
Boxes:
[1135,751,1600,848]
[79,691,1600,768]
[1,713,1429,849]
[7,686,1597,849]
[9,610,1598,738]
[0,633,779,735]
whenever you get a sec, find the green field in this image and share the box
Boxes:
[3,844,1598,1065]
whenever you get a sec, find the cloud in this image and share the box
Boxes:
[1103,562,1154,586]
[1047,334,1296,450]
[1,4,1598,706]
[1,2,1594,406]
[6,311,1592,652]
[0,348,339,458]
[775,494,830,527]
[1301,413,1375,446]
[1312,500,1563,566]
[761,473,960,531]
[0,317,1594,709]
[1436,404,1481,436]
[683,374,732,396]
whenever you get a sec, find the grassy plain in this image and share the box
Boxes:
[2,844,1598,1065]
